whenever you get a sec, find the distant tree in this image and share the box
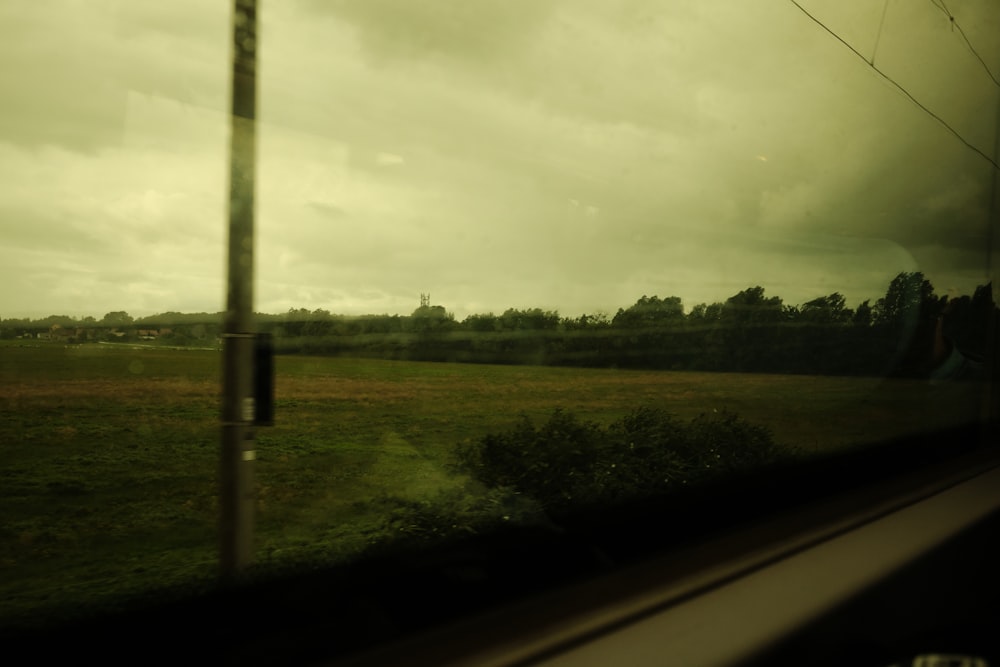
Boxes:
[302,308,333,336]
[497,308,560,331]
[799,292,851,324]
[576,312,610,329]
[851,300,873,326]
[872,272,944,341]
[359,314,404,334]
[32,314,79,329]
[612,295,684,328]
[463,313,500,332]
[283,308,311,336]
[972,282,994,309]
[410,303,454,333]
[1,317,32,339]
[939,282,995,359]
[686,302,725,329]
[101,311,133,327]
[871,272,949,377]
[721,286,784,325]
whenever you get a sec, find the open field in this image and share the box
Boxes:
[0,341,985,625]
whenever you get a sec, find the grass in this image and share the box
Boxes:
[0,340,986,626]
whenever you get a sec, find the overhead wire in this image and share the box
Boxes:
[787,0,999,171]
[929,0,1000,88]
[930,0,1000,315]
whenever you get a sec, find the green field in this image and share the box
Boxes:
[0,341,984,625]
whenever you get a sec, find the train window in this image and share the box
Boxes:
[1,0,997,663]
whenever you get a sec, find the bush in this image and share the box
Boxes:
[458,407,783,512]
[359,487,547,554]
[456,409,606,508]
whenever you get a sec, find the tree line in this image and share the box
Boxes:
[264,273,995,378]
[3,273,995,378]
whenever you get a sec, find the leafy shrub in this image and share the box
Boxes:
[458,407,783,511]
[683,409,781,473]
[456,409,605,508]
[360,487,546,553]
[354,408,783,557]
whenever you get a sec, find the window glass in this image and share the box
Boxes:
[1,0,997,637]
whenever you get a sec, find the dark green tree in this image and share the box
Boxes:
[872,272,939,329]
[410,304,454,333]
[799,292,851,324]
[688,302,724,324]
[612,295,684,328]
[872,272,946,377]
[497,308,559,331]
[721,286,784,325]
[463,313,500,332]
[851,300,873,326]
[302,308,333,336]
[282,307,311,336]
[100,311,133,327]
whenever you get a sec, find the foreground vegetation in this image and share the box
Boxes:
[457,407,781,511]
[0,341,985,627]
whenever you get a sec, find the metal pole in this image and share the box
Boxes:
[221,0,258,579]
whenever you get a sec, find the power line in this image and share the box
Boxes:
[930,0,1000,87]
[788,0,999,171]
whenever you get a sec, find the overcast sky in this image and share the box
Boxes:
[1,0,998,320]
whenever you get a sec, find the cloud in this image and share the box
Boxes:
[0,1,227,154]
[0,105,227,316]
[375,152,405,166]
[301,0,558,64]
[1,0,997,320]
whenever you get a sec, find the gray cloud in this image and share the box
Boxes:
[2,0,997,319]
[302,0,558,63]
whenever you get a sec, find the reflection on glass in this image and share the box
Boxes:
[0,0,997,645]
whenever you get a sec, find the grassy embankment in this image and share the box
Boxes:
[0,340,978,626]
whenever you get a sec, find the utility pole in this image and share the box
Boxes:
[220,0,258,579]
